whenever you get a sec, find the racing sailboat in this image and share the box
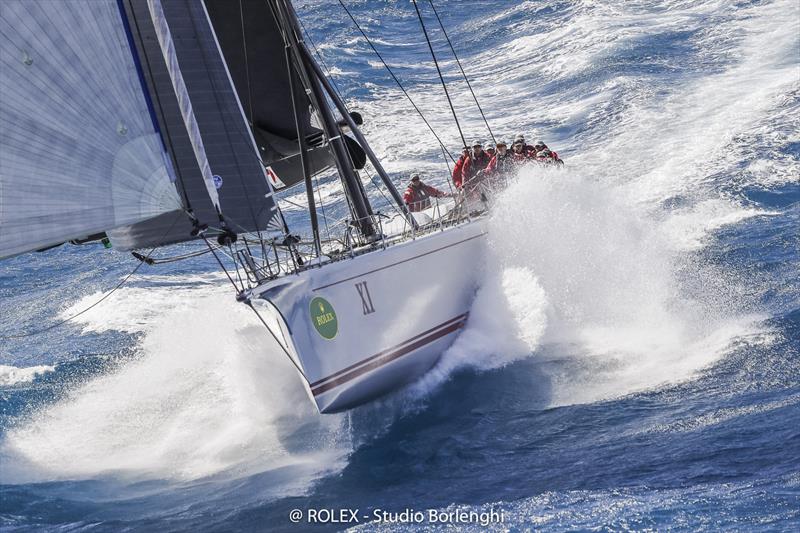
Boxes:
[0,0,488,413]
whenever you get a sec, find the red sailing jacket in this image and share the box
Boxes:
[511,149,531,165]
[403,183,447,212]
[452,155,467,188]
[485,152,514,175]
[460,152,492,188]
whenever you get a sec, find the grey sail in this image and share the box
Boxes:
[203,0,366,190]
[0,0,182,259]
[108,0,281,250]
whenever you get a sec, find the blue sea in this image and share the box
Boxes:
[1,0,799,531]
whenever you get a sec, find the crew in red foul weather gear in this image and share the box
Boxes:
[452,146,469,189]
[532,140,561,161]
[513,134,537,157]
[510,136,532,165]
[403,174,450,212]
[460,140,492,191]
[534,148,564,165]
[531,139,564,165]
[485,140,514,177]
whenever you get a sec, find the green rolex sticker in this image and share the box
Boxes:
[310,297,338,340]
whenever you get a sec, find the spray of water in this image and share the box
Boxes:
[2,289,350,488]
[423,165,762,407]
[3,0,796,487]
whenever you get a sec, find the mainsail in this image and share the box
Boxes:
[203,0,360,188]
[0,0,181,259]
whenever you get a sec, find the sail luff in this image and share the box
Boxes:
[109,0,281,250]
[197,0,280,214]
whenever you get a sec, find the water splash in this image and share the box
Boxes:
[2,290,349,488]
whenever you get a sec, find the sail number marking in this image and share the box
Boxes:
[355,281,375,315]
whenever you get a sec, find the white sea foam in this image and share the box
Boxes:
[0,364,55,386]
[58,278,229,335]
[3,288,350,488]
[3,0,795,488]
[421,165,764,407]
[661,199,779,252]
[394,0,797,406]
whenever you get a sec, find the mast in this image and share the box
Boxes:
[296,44,417,229]
[273,0,376,238]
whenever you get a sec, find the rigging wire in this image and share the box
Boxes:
[199,226,311,385]
[336,0,457,163]
[189,3,271,245]
[0,210,194,340]
[0,262,147,340]
[0,240,173,340]
[298,16,403,222]
[245,301,311,385]
[427,0,496,145]
[411,0,468,149]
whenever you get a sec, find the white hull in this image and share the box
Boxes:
[253,218,487,413]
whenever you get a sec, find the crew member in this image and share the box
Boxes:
[513,134,537,156]
[403,174,450,212]
[511,135,532,165]
[452,146,469,189]
[532,140,564,164]
[460,140,492,191]
[485,140,514,176]
[534,148,564,165]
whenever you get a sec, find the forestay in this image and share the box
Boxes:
[0,0,181,259]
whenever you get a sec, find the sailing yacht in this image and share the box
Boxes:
[0,0,489,413]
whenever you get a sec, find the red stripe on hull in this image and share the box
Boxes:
[311,315,468,396]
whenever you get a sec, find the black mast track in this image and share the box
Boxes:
[272,0,376,238]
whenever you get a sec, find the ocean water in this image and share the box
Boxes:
[1,0,799,531]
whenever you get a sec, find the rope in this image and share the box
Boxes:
[337,0,456,164]
[411,0,467,149]
[427,0,496,145]
[0,244,160,340]
[299,16,404,227]
[0,208,195,341]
